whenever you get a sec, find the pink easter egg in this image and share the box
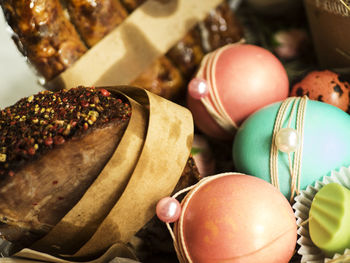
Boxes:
[187,44,289,139]
[174,173,297,263]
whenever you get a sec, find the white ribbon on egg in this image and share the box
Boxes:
[270,96,308,202]
[197,40,246,135]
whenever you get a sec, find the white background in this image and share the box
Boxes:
[0,11,43,109]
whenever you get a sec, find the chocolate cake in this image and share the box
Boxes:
[0,86,131,246]
[0,86,199,249]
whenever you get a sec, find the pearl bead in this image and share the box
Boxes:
[275,127,299,153]
[156,197,181,223]
[188,77,209,99]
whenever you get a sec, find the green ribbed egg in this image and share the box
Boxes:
[309,183,350,257]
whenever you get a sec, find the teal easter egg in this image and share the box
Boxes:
[233,98,350,198]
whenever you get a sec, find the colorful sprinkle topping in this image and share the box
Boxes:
[0,86,131,177]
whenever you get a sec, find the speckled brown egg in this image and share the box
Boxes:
[291,70,350,112]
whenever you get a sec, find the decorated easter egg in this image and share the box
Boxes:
[187,44,289,139]
[233,97,350,199]
[290,70,350,112]
[173,173,297,263]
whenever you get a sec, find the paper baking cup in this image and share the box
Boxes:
[293,166,350,263]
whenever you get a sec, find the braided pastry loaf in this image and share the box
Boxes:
[0,0,243,99]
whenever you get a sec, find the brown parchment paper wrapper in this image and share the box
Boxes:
[45,0,224,91]
[0,86,193,262]
[304,0,350,68]
[293,166,350,263]
[3,244,138,263]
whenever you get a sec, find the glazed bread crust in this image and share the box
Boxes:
[199,1,243,53]
[1,0,242,97]
[0,0,87,81]
[64,0,128,47]
[131,56,184,99]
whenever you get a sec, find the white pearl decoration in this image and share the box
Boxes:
[275,127,299,153]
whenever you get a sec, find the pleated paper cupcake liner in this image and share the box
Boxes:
[293,166,350,263]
